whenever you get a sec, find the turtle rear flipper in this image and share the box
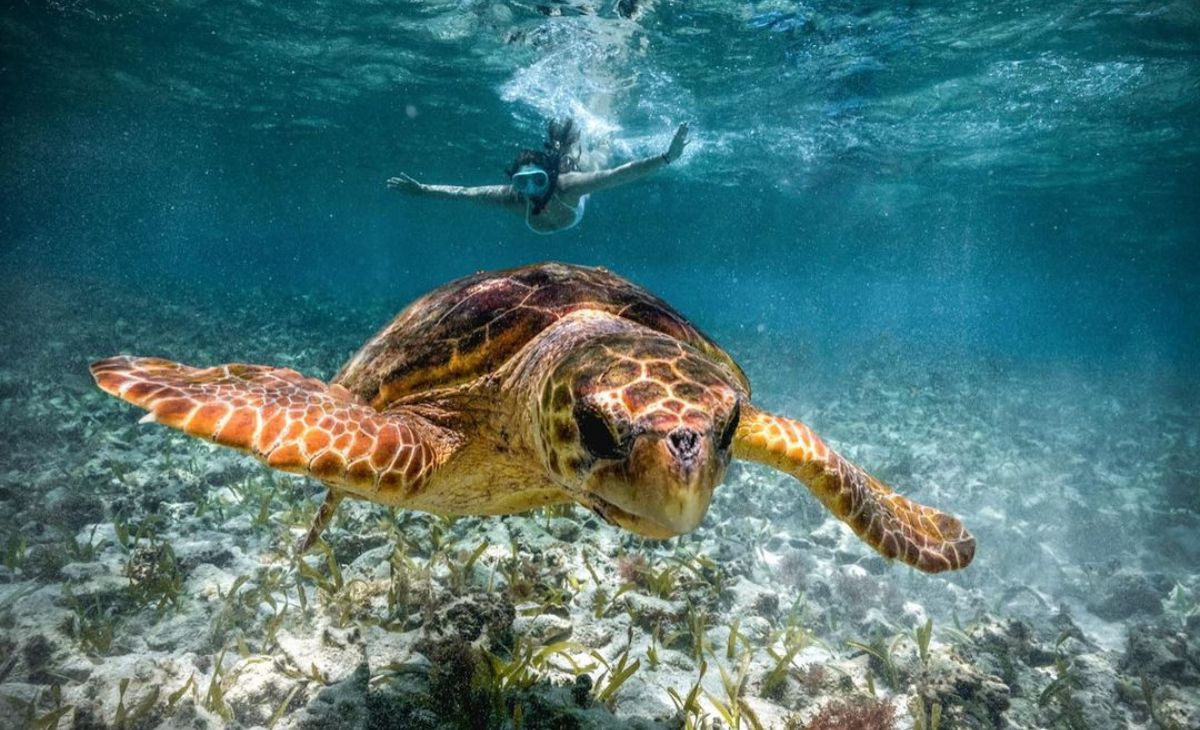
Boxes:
[90,356,459,549]
[734,404,974,573]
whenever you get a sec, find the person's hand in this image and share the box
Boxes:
[664,122,689,163]
[387,173,423,191]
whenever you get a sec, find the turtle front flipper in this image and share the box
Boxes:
[733,404,974,573]
[90,356,459,549]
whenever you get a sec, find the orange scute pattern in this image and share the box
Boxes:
[733,404,975,573]
[89,356,449,505]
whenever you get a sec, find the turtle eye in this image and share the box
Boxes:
[717,404,740,451]
[574,403,625,460]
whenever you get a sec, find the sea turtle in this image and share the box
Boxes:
[90,263,974,572]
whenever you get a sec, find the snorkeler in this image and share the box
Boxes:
[386,119,688,234]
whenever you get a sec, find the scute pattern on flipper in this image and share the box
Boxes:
[735,406,975,573]
[334,262,748,407]
[90,356,452,505]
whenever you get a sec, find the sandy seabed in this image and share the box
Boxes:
[1,276,1197,729]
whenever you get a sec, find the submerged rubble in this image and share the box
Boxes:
[0,279,1197,729]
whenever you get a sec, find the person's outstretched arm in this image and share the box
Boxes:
[559,122,688,196]
[387,173,518,208]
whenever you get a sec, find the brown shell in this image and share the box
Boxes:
[334,262,749,408]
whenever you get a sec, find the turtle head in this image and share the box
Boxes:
[535,333,743,539]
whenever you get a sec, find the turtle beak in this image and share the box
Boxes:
[586,430,724,537]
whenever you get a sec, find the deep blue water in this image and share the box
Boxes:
[3,1,1198,375]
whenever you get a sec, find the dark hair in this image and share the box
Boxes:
[505,118,580,214]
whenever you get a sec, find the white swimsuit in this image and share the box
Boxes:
[525,194,588,235]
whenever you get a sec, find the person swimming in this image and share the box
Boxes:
[387,119,688,234]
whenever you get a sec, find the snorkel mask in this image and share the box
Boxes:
[511,164,550,197]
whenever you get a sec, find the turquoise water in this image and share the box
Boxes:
[2,2,1199,728]
[5,1,1198,365]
